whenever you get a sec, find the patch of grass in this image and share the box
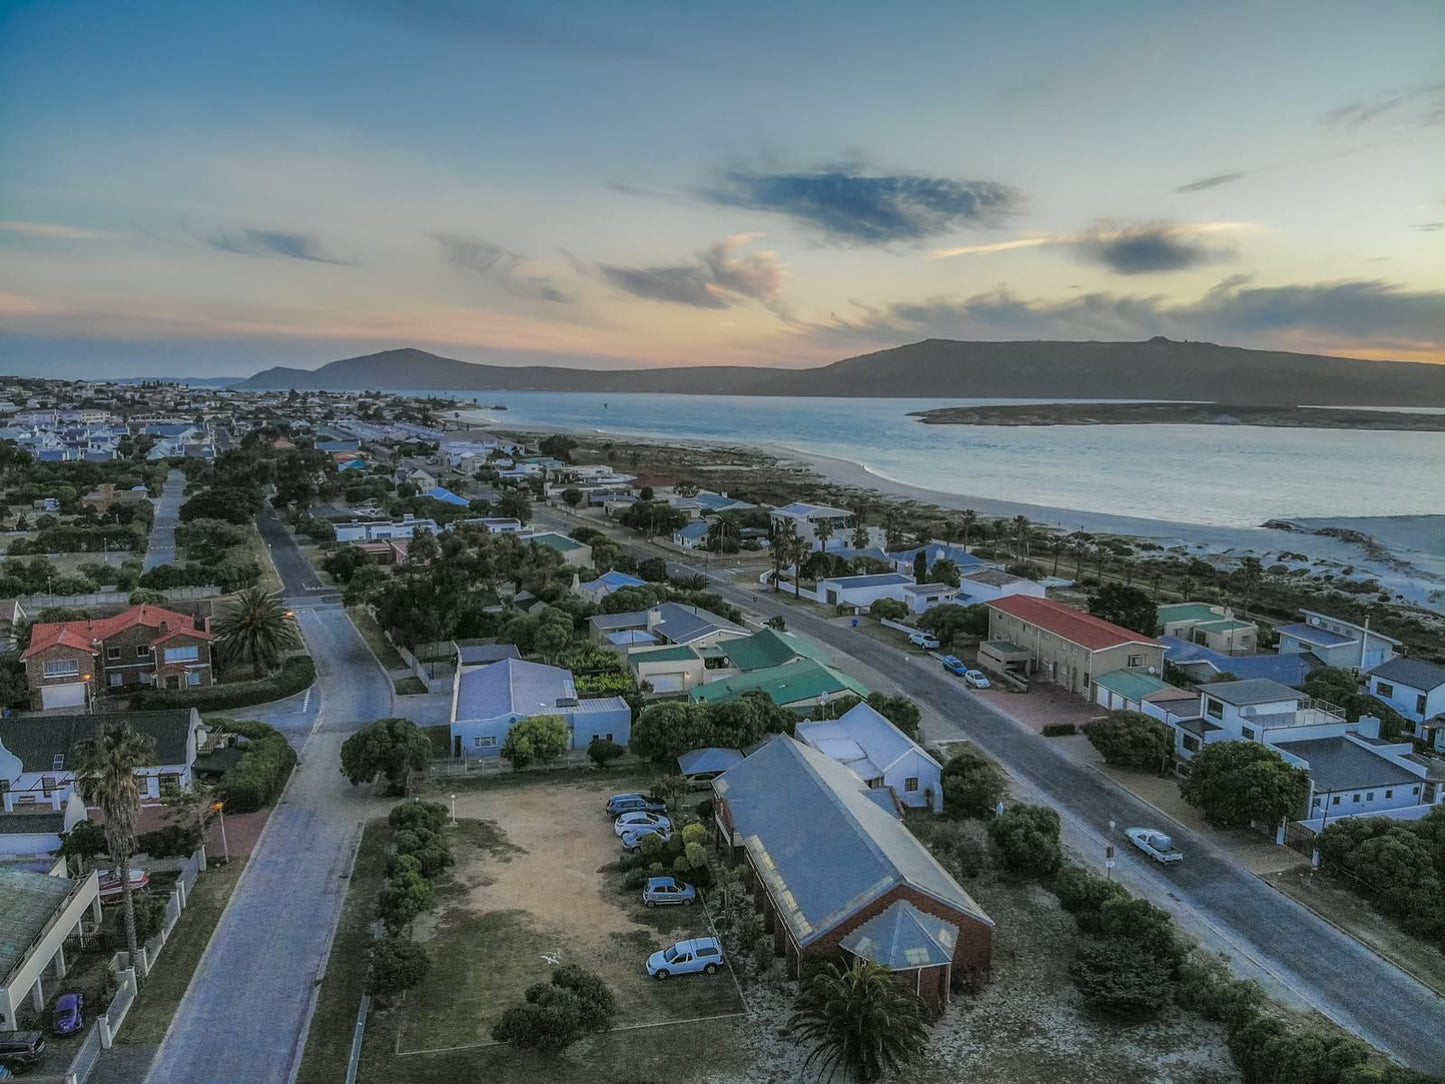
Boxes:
[116,858,248,1045]
[295,819,390,1084]
[393,676,428,696]
[347,605,409,670]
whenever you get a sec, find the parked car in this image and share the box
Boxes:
[963,669,991,689]
[621,826,673,853]
[908,631,940,649]
[646,937,724,979]
[51,994,83,1037]
[642,876,696,908]
[1126,827,1183,864]
[941,654,967,675]
[0,1031,45,1071]
[606,794,666,816]
[614,811,672,837]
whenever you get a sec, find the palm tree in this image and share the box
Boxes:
[789,960,930,1083]
[77,721,157,963]
[958,509,977,551]
[213,587,302,679]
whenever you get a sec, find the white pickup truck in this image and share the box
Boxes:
[1126,827,1183,864]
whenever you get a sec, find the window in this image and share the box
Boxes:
[43,659,80,679]
[1205,698,1224,720]
[904,777,919,792]
[106,646,121,661]
[136,644,151,658]
[1127,653,1145,667]
[164,645,199,664]
[473,736,496,748]
[1242,726,1257,741]
[1376,681,1394,698]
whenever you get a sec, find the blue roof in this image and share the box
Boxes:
[1161,636,1320,687]
[426,486,471,506]
[1277,623,1355,648]
[677,747,745,775]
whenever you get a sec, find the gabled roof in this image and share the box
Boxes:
[840,900,959,969]
[453,658,576,722]
[714,736,990,946]
[0,709,197,772]
[1368,657,1445,693]
[23,604,212,659]
[988,596,1157,652]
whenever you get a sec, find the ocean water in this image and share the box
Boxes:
[410,391,1445,528]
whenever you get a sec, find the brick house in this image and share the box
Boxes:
[20,604,215,710]
[712,735,993,1010]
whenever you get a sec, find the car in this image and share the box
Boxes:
[646,936,724,979]
[614,811,672,837]
[621,826,673,853]
[963,669,991,689]
[1126,826,1184,864]
[642,876,696,907]
[908,631,940,649]
[941,654,967,675]
[606,793,667,816]
[51,994,83,1037]
[0,1031,45,1071]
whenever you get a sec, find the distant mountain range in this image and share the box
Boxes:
[235,338,1445,407]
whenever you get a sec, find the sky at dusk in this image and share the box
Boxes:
[1,0,1443,378]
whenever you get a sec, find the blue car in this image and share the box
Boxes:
[52,993,83,1037]
[941,654,967,675]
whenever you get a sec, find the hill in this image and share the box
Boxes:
[236,339,1445,407]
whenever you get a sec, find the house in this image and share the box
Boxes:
[588,602,746,650]
[1368,657,1445,753]
[0,708,204,811]
[1156,602,1259,655]
[1278,610,1400,671]
[797,703,943,812]
[21,604,215,709]
[689,657,869,711]
[817,573,914,609]
[448,657,631,759]
[770,502,854,552]
[981,596,1163,698]
[334,516,441,543]
[627,644,706,697]
[888,541,990,578]
[1160,636,1320,687]
[712,736,993,1008]
[576,569,648,604]
[0,865,103,1031]
[0,598,26,651]
[672,521,710,550]
[952,568,1047,606]
[528,531,593,567]
[900,582,958,614]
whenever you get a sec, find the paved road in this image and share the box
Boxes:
[141,513,389,1084]
[536,509,1445,1070]
[141,468,186,571]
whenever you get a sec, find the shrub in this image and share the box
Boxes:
[940,748,1006,819]
[1041,722,1077,737]
[130,656,316,711]
[989,804,1062,879]
[215,719,298,813]
[1069,936,1175,1017]
[367,938,430,998]
[587,738,626,768]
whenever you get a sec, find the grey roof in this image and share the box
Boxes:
[1369,657,1445,693]
[455,642,522,666]
[1275,737,1423,792]
[0,710,196,773]
[0,867,78,978]
[714,736,990,946]
[677,747,744,776]
[453,658,576,722]
[1195,678,1301,707]
[840,900,959,969]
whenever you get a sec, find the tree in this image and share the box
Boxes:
[1087,583,1158,637]
[212,587,301,678]
[941,748,1006,818]
[1081,712,1169,771]
[368,937,431,998]
[990,803,1062,878]
[76,721,157,961]
[561,487,583,508]
[339,717,433,795]
[916,603,978,648]
[500,714,570,771]
[787,960,930,1084]
[1180,741,1310,829]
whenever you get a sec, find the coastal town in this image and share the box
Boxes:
[0,380,1440,1084]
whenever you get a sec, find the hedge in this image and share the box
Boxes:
[130,656,315,711]
[217,719,299,813]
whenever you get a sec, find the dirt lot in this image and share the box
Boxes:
[394,774,745,1055]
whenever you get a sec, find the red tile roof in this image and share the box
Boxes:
[987,595,1157,652]
[22,603,212,659]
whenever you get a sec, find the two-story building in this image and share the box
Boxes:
[21,604,215,710]
[1278,610,1399,671]
[980,596,1163,699]
[1367,657,1445,753]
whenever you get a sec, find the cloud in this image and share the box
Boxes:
[430,232,572,303]
[1323,78,1445,129]
[1174,172,1247,193]
[600,235,789,312]
[935,220,1240,275]
[208,228,348,264]
[704,168,1018,245]
[0,221,107,240]
[820,277,1445,356]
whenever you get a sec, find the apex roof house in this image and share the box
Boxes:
[981,596,1163,699]
[1368,657,1445,753]
[797,703,943,812]
[712,735,992,1008]
[770,502,854,552]
[1278,610,1399,671]
[21,604,214,709]
[448,657,631,758]
[1156,602,1258,655]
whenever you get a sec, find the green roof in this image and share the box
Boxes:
[0,867,78,978]
[689,658,869,707]
[628,645,701,664]
[1157,603,1222,624]
[530,532,585,552]
[721,628,816,672]
[1094,669,1172,702]
[0,710,195,772]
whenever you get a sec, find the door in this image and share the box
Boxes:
[41,682,87,709]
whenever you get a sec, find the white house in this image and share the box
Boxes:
[448,657,631,759]
[796,703,943,812]
[817,573,915,609]
[771,502,854,552]
[1278,610,1400,671]
[1368,657,1445,753]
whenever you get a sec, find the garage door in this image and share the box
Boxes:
[649,674,685,694]
[42,683,87,709]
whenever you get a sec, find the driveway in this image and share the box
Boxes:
[141,468,185,571]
